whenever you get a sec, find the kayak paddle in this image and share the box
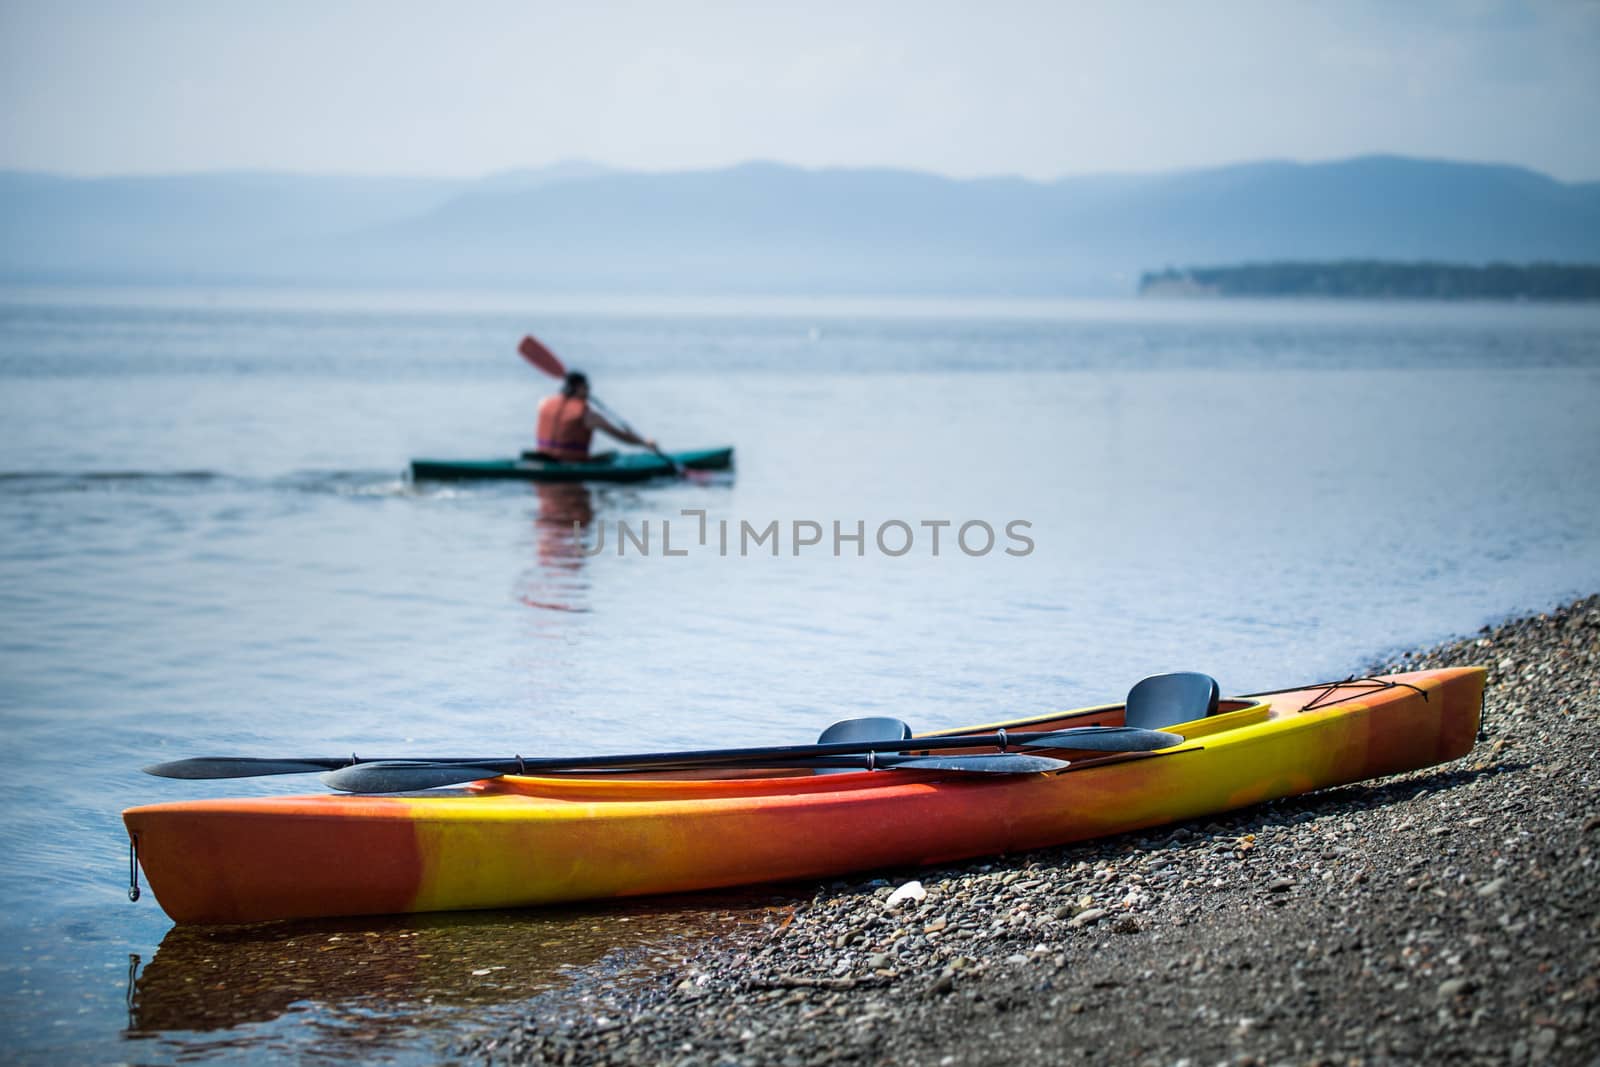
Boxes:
[517,334,688,477]
[321,752,1072,793]
[143,725,1183,782]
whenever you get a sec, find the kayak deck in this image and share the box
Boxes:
[410,447,733,482]
[123,667,1484,924]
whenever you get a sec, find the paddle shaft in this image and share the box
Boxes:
[586,395,686,475]
[321,750,1072,792]
[144,725,1180,780]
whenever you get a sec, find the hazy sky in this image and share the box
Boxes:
[3,0,1598,181]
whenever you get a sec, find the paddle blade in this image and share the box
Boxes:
[518,335,566,379]
[322,762,507,793]
[144,756,349,779]
[1022,727,1184,752]
[882,753,1068,774]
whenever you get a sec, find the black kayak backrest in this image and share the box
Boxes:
[817,717,914,744]
[815,717,914,773]
[1124,672,1221,730]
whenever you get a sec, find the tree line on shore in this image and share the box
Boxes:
[1139,261,1600,300]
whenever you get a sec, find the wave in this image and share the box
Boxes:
[0,470,225,492]
[0,469,421,497]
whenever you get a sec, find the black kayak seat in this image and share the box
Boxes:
[1124,672,1221,730]
[815,717,913,774]
[817,716,914,744]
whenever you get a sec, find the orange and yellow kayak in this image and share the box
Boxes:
[123,667,1483,925]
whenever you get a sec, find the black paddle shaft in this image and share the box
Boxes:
[322,751,1076,793]
[586,395,685,475]
[143,725,1182,781]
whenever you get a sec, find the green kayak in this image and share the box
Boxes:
[410,447,734,483]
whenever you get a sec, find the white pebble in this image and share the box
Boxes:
[885,880,927,909]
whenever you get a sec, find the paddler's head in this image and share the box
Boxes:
[562,371,589,400]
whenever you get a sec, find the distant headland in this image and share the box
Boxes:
[1139,261,1600,301]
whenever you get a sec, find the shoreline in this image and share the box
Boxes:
[462,596,1599,1065]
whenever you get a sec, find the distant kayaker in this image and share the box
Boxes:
[533,371,657,461]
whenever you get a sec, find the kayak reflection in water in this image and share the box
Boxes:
[529,371,657,462]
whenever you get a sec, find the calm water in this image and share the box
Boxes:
[1,288,1598,1062]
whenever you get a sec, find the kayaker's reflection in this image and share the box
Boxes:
[519,482,594,613]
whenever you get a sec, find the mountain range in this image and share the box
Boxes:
[3,156,1598,296]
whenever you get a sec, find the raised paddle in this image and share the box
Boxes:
[517,334,689,477]
[142,725,1184,781]
[321,752,1072,793]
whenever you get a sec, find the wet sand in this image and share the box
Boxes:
[461,596,1599,1066]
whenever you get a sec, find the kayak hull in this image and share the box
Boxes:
[410,447,733,483]
[123,668,1484,924]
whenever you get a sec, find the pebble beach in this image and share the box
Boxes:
[461,596,1599,1066]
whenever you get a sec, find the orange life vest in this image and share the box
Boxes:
[536,395,593,460]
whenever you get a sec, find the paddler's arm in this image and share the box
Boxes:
[584,408,657,451]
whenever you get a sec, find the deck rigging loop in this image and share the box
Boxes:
[127,834,142,902]
[1241,681,1433,713]
[995,728,1009,752]
[1295,676,1431,712]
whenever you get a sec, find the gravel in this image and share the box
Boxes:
[459,595,1600,1066]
